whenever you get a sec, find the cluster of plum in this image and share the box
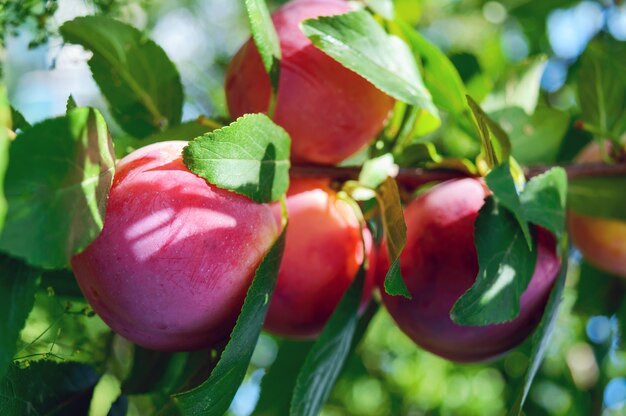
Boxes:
[71,0,623,364]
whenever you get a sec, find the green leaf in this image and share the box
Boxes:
[255,340,314,416]
[183,114,290,203]
[482,56,547,115]
[174,227,287,415]
[9,107,29,132]
[114,118,219,158]
[376,177,410,298]
[485,163,532,249]
[578,41,626,138]
[508,239,568,415]
[520,167,567,237]
[491,106,570,165]
[0,86,9,232]
[0,361,100,415]
[244,0,281,93]
[0,255,40,380]
[451,197,536,325]
[123,347,189,395]
[60,16,183,138]
[467,95,512,168]
[568,176,626,222]
[290,263,366,416]
[302,10,438,123]
[358,154,396,189]
[394,20,466,116]
[0,107,115,268]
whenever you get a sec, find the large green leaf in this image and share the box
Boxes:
[578,40,626,138]
[0,255,40,380]
[568,176,626,222]
[183,114,290,203]
[0,361,100,415]
[451,197,536,325]
[290,263,366,416]
[301,10,438,124]
[508,239,569,415]
[60,16,183,138]
[123,347,189,395]
[482,56,547,115]
[376,177,410,298]
[492,106,570,165]
[0,85,9,232]
[244,0,281,93]
[174,227,287,415]
[0,108,115,268]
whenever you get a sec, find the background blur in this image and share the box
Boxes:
[3,0,626,415]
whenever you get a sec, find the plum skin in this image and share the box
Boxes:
[567,143,626,277]
[71,141,279,351]
[264,177,375,339]
[378,178,561,363]
[225,0,395,165]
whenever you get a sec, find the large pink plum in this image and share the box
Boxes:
[378,178,561,362]
[225,0,395,165]
[71,141,278,351]
[264,178,376,338]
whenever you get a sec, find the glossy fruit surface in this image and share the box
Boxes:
[379,178,561,362]
[568,142,626,277]
[264,177,375,338]
[226,0,395,165]
[72,141,278,351]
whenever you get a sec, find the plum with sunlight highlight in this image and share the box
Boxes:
[71,141,279,351]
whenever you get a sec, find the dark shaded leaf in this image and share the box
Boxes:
[255,340,313,416]
[0,361,100,415]
[290,264,366,416]
[0,255,40,380]
[508,239,568,415]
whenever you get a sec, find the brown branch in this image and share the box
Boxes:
[291,161,626,189]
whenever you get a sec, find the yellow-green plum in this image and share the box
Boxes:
[264,178,375,339]
[378,178,561,362]
[71,141,278,351]
[225,0,395,165]
[568,142,626,277]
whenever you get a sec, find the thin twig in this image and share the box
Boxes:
[291,161,626,189]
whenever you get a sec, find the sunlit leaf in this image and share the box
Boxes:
[183,114,290,203]
[0,108,115,268]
